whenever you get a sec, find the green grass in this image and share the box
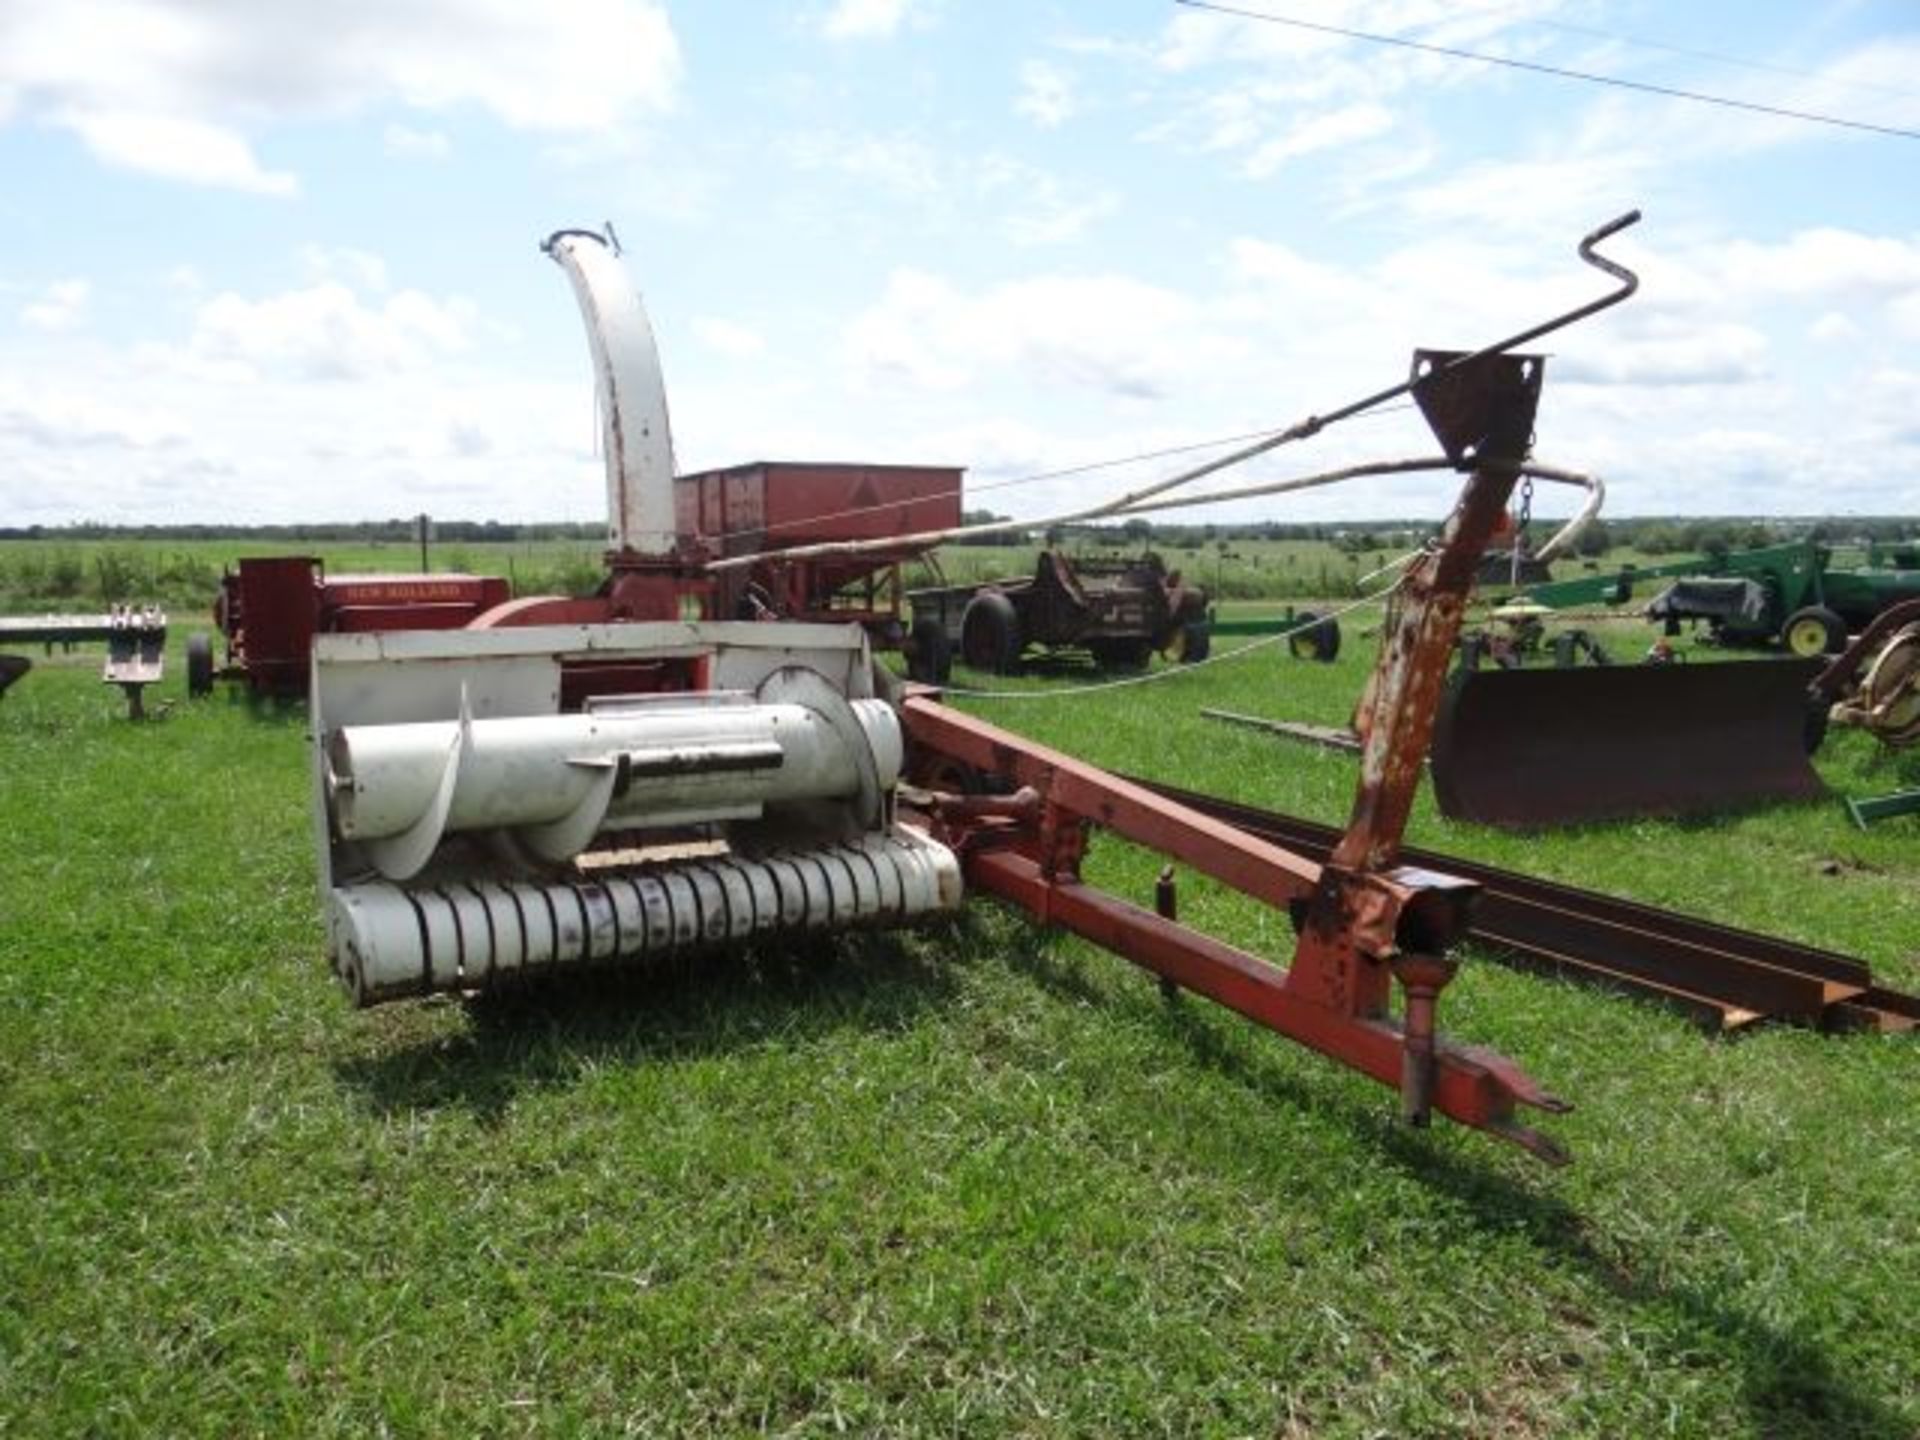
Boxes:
[2,622,1917,1436]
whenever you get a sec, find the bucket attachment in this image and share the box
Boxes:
[1430,657,1827,828]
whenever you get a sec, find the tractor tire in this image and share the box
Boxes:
[1287,611,1341,663]
[905,616,953,685]
[1088,638,1153,670]
[186,632,215,697]
[1173,620,1211,664]
[960,591,1023,674]
[1782,605,1847,658]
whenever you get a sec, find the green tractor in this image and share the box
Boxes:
[1507,539,1920,656]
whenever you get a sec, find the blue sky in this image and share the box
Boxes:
[2,0,1917,527]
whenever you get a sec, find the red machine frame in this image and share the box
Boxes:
[897,345,1573,1162]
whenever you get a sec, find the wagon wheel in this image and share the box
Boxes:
[1856,627,1920,748]
[186,633,216,698]
[905,616,952,685]
[960,591,1022,674]
[1287,612,1340,663]
[1162,620,1211,665]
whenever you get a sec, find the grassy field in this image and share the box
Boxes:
[3,614,1917,1436]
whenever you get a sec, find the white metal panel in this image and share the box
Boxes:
[545,230,679,554]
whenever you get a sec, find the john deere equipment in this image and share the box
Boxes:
[1507,539,1920,656]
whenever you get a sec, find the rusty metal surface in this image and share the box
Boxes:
[890,215,1655,1163]
[1126,776,1919,1032]
[1429,658,1827,828]
[1336,348,1543,874]
[1813,597,1920,704]
[904,694,1572,1161]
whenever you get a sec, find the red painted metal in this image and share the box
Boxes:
[216,557,511,696]
[676,461,963,636]
[965,849,1569,1161]
[897,344,1579,1163]
[677,461,962,550]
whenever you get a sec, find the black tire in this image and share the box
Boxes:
[1088,638,1153,670]
[186,632,215,697]
[905,616,952,685]
[1781,605,1847,657]
[1176,620,1211,664]
[1287,611,1341,663]
[960,591,1022,674]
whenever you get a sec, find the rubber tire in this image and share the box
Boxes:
[1176,620,1211,664]
[186,632,215,698]
[1782,605,1847,657]
[1287,611,1341,663]
[1088,638,1152,670]
[960,591,1023,674]
[906,616,952,685]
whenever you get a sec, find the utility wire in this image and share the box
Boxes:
[1174,0,1920,143]
[1435,0,1919,100]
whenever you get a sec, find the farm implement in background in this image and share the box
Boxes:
[907,548,1210,678]
[1412,535,1920,829]
[310,213,1652,1166]
[0,606,169,718]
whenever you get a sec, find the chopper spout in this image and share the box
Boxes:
[543,228,679,557]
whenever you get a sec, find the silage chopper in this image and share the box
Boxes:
[310,215,1651,1166]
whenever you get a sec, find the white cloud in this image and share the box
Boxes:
[383,122,451,159]
[184,282,477,382]
[1016,61,1076,128]
[1809,312,1859,343]
[975,157,1117,246]
[0,0,680,191]
[20,279,91,332]
[1720,228,1920,302]
[692,316,766,359]
[0,379,187,452]
[58,109,296,195]
[844,268,1247,401]
[1555,320,1771,387]
[779,131,941,196]
[822,0,912,40]
[300,246,392,294]
[1242,102,1393,177]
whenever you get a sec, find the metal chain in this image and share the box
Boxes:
[1508,475,1536,587]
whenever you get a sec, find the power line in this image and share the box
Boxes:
[1173,0,1920,143]
[1515,14,1920,100]
[1438,0,1920,100]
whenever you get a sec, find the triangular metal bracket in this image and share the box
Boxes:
[1410,348,1544,469]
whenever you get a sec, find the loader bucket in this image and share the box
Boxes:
[1429,657,1827,828]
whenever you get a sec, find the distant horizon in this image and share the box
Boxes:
[4,512,1916,537]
